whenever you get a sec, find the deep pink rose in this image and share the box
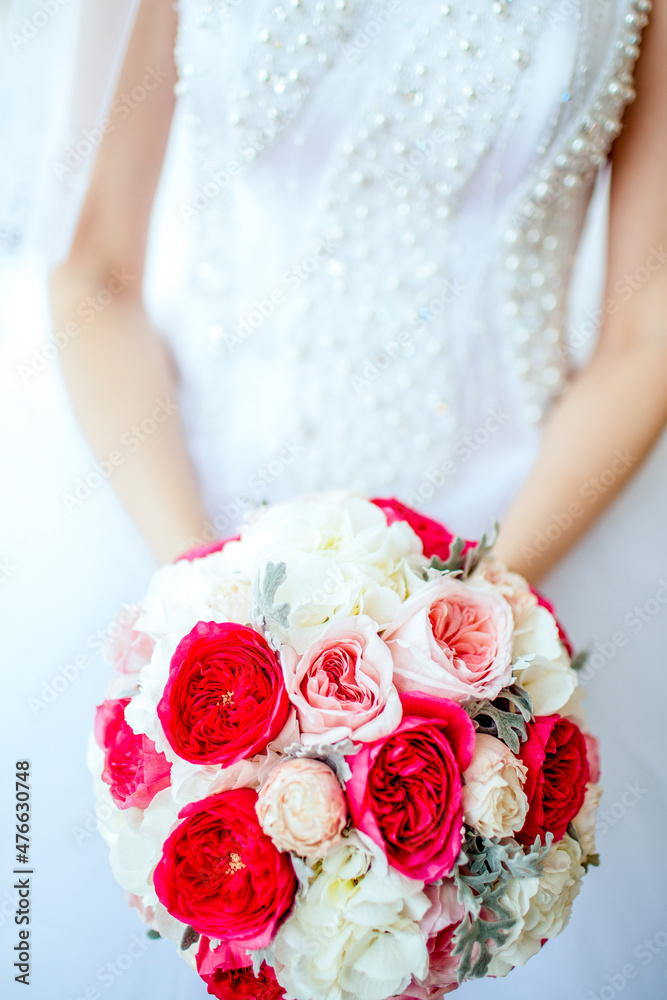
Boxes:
[154,788,296,947]
[94,698,171,809]
[371,498,476,562]
[196,936,286,999]
[529,586,574,658]
[157,621,290,766]
[280,614,401,744]
[103,606,155,675]
[176,535,240,563]
[345,692,475,881]
[517,714,590,845]
[384,577,514,704]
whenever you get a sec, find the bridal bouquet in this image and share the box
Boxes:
[89,492,600,999]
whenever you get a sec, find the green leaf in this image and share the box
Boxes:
[453,830,552,982]
[146,929,161,940]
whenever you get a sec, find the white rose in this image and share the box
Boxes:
[271,832,430,1000]
[512,604,576,715]
[462,734,529,838]
[489,834,585,976]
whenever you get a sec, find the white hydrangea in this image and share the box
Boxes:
[222,492,429,654]
[270,832,430,1000]
[488,834,585,976]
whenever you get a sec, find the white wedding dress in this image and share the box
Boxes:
[2,1,667,999]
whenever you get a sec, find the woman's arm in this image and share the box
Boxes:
[494,2,667,583]
[49,0,209,563]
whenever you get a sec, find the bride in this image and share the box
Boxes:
[7,0,666,996]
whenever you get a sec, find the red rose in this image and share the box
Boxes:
[154,788,296,947]
[516,714,590,845]
[371,498,477,562]
[94,698,171,809]
[197,938,285,1000]
[529,586,574,658]
[176,535,240,563]
[345,692,475,881]
[157,621,290,765]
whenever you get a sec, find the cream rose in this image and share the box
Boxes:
[572,782,602,861]
[512,603,576,715]
[489,834,585,976]
[256,757,348,858]
[462,734,529,838]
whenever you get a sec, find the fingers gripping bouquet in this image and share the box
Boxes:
[90,493,600,1000]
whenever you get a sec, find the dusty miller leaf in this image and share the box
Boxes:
[251,561,290,646]
[284,738,361,785]
[453,831,552,981]
[464,682,533,754]
[570,647,590,672]
[428,523,499,580]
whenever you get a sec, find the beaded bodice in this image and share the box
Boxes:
[168,0,648,531]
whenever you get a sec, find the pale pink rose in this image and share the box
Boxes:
[280,614,402,744]
[400,880,464,999]
[462,734,529,838]
[473,556,537,625]
[104,606,155,675]
[384,578,514,704]
[256,757,347,858]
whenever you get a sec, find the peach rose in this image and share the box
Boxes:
[280,614,401,744]
[384,578,514,704]
[462,734,529,838]
[256,758,347,858]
